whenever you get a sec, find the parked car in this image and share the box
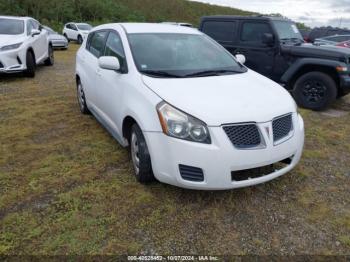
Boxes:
[43,26,68,50]
[0,16,54,77]
[161,22,193,27]
[308,26,350,43]
[63,22,92,44]
[199,15,350,110]
[75,23,304,190]
[337,40,350,48]
[314,35,350,46]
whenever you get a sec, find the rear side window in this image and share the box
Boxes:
[241,22,272,44]
[87,31,108,58]
[201,21,236,43]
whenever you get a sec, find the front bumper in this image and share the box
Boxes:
[0,48,26,73]
[339,74,350,95]
[144,113,304,190]
[51,39,68,49]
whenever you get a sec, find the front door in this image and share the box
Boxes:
[95,30,128,137]
[235,21,276,79]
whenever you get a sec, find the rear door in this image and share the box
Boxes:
[82,30,108,109]
[235,20,276,78]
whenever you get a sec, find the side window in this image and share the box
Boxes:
[26,20,33,36]
[87,31,108,58]
[71,24,78,31]
[202,21,236,43]
[104,31,127,72]
[66,24,71,29]
[241,22,272,45]
[31,20,39,30]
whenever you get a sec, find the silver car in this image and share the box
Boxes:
[314,35,350,46]
[44,26,68,49]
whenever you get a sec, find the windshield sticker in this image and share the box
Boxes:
[291,24,299,34]
[141,64,148,69]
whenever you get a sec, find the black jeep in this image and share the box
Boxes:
[199,16,350,110]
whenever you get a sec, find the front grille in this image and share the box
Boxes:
[231,156,293,181]
[179,164,204,182]
[223,124,261,149]
[272,114,293,142]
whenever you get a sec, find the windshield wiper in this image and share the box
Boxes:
[140,70,182,78]
[184,69,242,77]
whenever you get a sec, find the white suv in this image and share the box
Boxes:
[63,23,92,44]
[0,16,54,77]
[76,23,305,190]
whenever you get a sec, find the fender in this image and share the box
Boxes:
[280,58,346,83]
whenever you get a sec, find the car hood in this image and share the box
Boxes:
[0,34,26,48]
[142,70,296,126]
[281,43,350,61]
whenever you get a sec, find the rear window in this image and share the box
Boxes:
[0,18,24,35]
[201,21,236,43]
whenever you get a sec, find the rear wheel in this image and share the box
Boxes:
[130,124,155,183]
[76,80,90,114]
[25,51,35,78]
[293,72,337,110]
[77,35,83,44]
[44,45,54,66]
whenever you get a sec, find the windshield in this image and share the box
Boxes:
[273,21,303,41]
[0,18,24,35]
[128,33,246,78]
[77,24,92,30]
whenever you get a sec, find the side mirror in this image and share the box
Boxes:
[31,29,41,37]
[98,56,120,71]
[235,54,246,64]
[262,33,274,46]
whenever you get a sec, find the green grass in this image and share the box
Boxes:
[0,45,350,255]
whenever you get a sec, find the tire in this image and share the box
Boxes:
[130,124,155,183]
[44,45,54,66]
[76,80,90,114]
[293,71,337,110]
[77,35,83,45]
[25,51,35,78]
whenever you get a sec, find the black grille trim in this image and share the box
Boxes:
[272,114,293,142]
[179,164,204,182]
[223,123,263,149]
[231,156,294,181]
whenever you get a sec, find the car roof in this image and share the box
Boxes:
[200,15,292,22]
[94,23,201,34]
[0,15,32,21]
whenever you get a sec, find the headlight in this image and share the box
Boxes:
[157,102,211,144]
[1,42,23,51]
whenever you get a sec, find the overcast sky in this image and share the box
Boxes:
[190,0,350,28]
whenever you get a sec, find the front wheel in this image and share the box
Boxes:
[130,124,155,183]
[25,51,35,78]
[77,35,83,45]
[293,72,337,111]
[44,45,54,66]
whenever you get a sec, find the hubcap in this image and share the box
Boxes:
[131,132,140,175]
[77,83,85,110]
[302,80,326,103]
